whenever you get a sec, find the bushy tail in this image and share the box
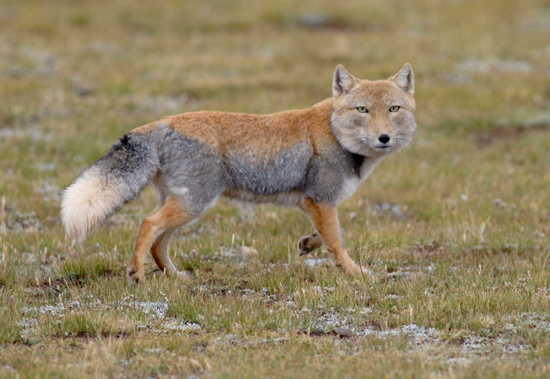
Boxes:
[61,133,159,242]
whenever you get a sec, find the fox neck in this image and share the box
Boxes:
[312,98,384,180]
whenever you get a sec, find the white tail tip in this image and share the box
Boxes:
[61,168,121,243]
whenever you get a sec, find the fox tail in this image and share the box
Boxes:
[61,133,158,242]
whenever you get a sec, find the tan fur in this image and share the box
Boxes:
[131,100,336,159]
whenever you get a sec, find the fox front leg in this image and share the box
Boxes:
[301,198,369,276]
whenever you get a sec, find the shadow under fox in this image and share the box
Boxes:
[61,64,416,282]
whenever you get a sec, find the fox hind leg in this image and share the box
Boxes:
[150,228,193,280]
[151,229,175,272]
[127,197,195,283]
[297,232,322,256]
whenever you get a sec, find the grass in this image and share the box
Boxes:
[2,0,550,377]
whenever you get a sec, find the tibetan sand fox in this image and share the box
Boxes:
[61,64,416,283]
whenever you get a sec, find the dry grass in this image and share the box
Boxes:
[2,0,550,377]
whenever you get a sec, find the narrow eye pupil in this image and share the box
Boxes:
[389,105,400,112]
[356,106,368,113]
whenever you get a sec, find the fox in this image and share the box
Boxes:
[61,63,416,283]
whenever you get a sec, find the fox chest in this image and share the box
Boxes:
[337,176,361,202]
[339,157,381,199]
[306,154,382,204]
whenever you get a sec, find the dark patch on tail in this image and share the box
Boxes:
[119,134,130,146]
[98,133,157,179]
[93,132,159,207]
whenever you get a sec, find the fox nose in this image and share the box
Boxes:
[378,134,390,144]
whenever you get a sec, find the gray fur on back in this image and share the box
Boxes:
[225,143,312,195]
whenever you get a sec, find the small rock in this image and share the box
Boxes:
[333,327,355,338]
[219,246,259,261]
[387,271,413,280]
[298,13,330,28]
[163,320,201,331]
[303,258,333,268]
[74,85,95,97]
[240,246,258,257]
[302,328,326,337]
[384,294,400,300]
[294,12,348,30]
[370,202,407,218]
[34,162,57,171]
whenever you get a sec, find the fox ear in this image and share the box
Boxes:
[333,64,357,97]
[390,63,414,95]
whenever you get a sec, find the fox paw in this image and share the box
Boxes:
[127,267,145,284]
[341,262,372,277]
[297,233,322,256]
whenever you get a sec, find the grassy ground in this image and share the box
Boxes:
[2,0,550,377]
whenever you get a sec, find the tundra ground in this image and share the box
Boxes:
[2,0,550,377]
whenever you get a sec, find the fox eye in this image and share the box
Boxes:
[355,106,369,113]
[389,105,400,112]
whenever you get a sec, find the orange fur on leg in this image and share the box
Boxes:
[127,197,192,282]
[151,228,175,272]
[302,198,367,276]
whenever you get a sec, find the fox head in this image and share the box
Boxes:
[330,63,416,157]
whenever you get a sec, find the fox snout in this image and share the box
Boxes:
[377,134,391,144]
[368,122,393,142]
[361,128,394,148]
[360,132,392,144]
